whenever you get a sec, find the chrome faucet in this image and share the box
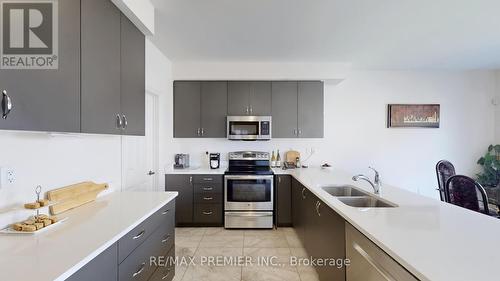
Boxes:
[352,167,382,195]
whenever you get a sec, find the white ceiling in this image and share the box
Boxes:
[150,0,500,69]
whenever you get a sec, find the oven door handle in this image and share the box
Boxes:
[225,212,273,217]
[224,175,274,180]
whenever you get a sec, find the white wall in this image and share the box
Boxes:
[0,39,171,228]
[496,71,500,143]
[167,63,498,199]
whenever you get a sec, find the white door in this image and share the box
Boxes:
[122,92,159,191]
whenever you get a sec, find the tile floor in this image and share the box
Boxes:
[173,227,320,281]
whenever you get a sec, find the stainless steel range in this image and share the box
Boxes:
[224,151,274,229]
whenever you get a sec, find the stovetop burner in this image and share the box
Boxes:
[225,151,273,175]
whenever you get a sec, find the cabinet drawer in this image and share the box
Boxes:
[194,192,222,204]
[193,204,222,224]
[193,183,222,194]
[118,200,175,263]
[149,247,175,281]
[119,222,174,281]
[193,175,223,184]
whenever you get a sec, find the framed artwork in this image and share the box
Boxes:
[387,104,440,128]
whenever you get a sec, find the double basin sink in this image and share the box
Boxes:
[322,185,397,208]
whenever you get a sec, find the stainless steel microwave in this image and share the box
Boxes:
[227,116,271,141]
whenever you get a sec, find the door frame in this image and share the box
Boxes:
[146,90,160,191]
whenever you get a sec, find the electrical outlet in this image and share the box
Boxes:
[0,167,15,188]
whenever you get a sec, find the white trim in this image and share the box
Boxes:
[146,90,160,191]
[111,0,154,35]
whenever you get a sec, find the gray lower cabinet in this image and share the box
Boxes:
[149,247,175,281]
[166,174,223,226]
[173,81,227,138]
[165,174,194,225]
[228,81,271,116]
[276,175,292,226]
[120,13,146,136]
[66,243,118,281]
[0,0,81,132]
[345,223,418,281]
[298,81,324,138]
[271,82,298,138]
[67,200,175,281]
[81,0,122,135]
[292,178,306,243]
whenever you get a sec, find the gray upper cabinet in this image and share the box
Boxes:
[174,81,227,138]
[228,81,271,116]
[81,0,122,135]
[0,0,80,132]
[201,82,227,137]
[298,81,324,138]
[272,82,298,138]
[120,14,146,136]
[174,81,201,138]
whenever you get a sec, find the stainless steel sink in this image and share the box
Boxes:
[338,196,397,208]
[321,185,368,197]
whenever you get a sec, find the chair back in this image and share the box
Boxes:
[436,160,456,202]
[445,175,490,215]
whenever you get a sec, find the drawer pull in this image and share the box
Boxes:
[203,196,213,200]
[203,177,213,181]
[202,211,213,215]
[202,187,213,191]
[162,209,170,215]
[132,262,146,278]
[162,235,171,243]
[132,230,145,240]
[161,268,172,280]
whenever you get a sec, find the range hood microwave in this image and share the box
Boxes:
[227,116,271,141]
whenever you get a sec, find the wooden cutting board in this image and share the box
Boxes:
[47,181,108,215]
[285,150,300,163]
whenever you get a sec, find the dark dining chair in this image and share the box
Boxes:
[445,175,495,216]
[436,160,456,202]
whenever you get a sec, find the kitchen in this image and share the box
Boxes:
[1,1,500,281]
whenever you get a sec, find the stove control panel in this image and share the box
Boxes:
[229,151,270,160]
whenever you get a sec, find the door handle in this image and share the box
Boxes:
[148,170,155,176]
[122,115,128,129]
[1,90,12,119]
[116,114,123,129]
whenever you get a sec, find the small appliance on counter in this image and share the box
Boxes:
[174,154,190,169]
[209,153,220,169]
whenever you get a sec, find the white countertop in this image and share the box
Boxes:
[165,166,225,174]
[0,191,178,281]
[276,168,500,281]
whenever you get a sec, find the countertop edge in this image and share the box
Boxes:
[53,192,178,281]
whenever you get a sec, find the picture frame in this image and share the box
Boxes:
[387,104,440,128]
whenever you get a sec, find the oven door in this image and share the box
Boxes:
[227,119,260,140]
[224,175,274,211]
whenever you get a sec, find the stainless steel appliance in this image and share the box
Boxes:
[209,153,220,169]
[224,151,274,229]
[227,116,271,141]
[174,154,190,169]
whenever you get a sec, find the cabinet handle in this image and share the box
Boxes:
[203,196,213,200]
[298,129,302,135]
[315,201,321,216]
[245,106,249,114]
[202,187,213,191]
[132,230,145,240]
[189,176,193,183]
[1,90,12,119]
[122,115,128,129]
[162,235,171,243]
[249,106,253,114]
[132,263,146,278]
[161,269,172,280]
[197,128,201,136]
[201,128,205,136]
[293,129,298,136]
[302,188,306,199]
[203,177,213,181]
[116,114,123,129]
[202,211,213,215]
[278,177,281,183]
[162,209,170,215]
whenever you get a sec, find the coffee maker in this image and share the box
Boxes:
[209,153,220,169]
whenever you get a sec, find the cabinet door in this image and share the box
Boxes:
[292,179,305,243]
[309,200,346,281]
[66,243,118,281]
[249,82,271,115]
[173,82,201,137]
[81,0,122,135]
[271,82,298,138]
[298,81,324,138]
[120,14,145,136]
[276,175,292,226]
[201,82,227,137]
[0,0,80,132]
[227,82,250,115]
[165,175,193,225]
